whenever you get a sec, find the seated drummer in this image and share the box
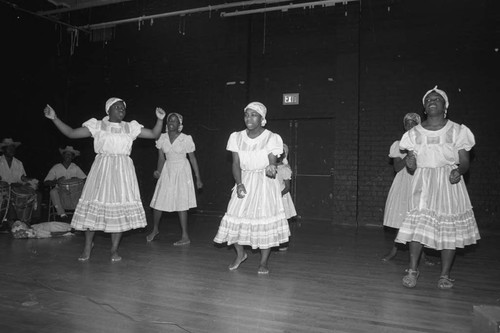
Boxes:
[44,146,86,222]
[0,138,41,223]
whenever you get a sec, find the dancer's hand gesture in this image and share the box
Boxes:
[156,107,166,120]
[44,104,57,120]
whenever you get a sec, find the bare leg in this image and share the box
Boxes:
[110,232,122,262]
[146,209,162,242]
[440,249,455,277]
[78,230,95,261]
[173,210,190,245]
[402,241,423,288]
[408,241,423,271]
[381,243,398,261]
[437,249,456,289]
[258,248,271,274]
[229,244,247,270]
[178,210,189,241]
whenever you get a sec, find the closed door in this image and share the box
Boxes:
[268,117,334,221]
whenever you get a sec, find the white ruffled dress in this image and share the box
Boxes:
[395,121,480,250]
[213,129,290,249]
[150,133,197,212]
[382,140,413,229]
[71,117,147,233]
[277,163,297,219]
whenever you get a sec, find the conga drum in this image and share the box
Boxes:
[10,183,36,223]
[57,178,84,210]
[0,181,10,220]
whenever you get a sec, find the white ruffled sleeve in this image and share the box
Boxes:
[226,132,239,152]
[399,129,415,152]
[155,133,168,150]
[455,124,475,151]
[267,132,284,156]
[278,164,293,180]
[184,135,196,153]
[128,120,144,139]
[388,140,406,158]
[82,118,99,137]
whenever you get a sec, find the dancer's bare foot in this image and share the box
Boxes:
[257,265,269,275]
[78,243,94,262]
[381,247,397,262]
[228,253,247,271]
[381,252,396,262]
[146,230,159,242]
[111,251,122,262]
[173,238,190,246]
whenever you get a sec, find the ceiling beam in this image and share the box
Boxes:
[37,0,134,16]
[220,0,358,17]
[77,0,359,30]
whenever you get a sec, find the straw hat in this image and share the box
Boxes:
[59,146,80,156]
[0,138,21,148]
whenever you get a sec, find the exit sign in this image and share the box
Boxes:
[283,93,299,105]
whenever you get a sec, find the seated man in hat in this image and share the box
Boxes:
[0,138,41,224]
[44,146,86,222]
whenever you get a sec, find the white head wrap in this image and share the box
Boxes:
[403,113,421,126]
[422,86,449,109]
[166,112,183,132]
[244,102,267,127]
[105,97,126,114]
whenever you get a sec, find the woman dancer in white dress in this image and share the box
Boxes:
[381,113,421,261]
[214,102,290,274]
[396,86,480,289]
[44,98,165,262]
[147,112,203,245]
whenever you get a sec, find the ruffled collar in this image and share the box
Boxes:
[242,129,268,144]
[102,116,123,127]
[166,132,186,145]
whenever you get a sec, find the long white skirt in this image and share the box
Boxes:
[71,154,146,232]
[396,165,480,250]
[150,158,197,212]
[214,169,290,249]
[383,169,413,229]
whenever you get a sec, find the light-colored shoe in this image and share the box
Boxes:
[402,269,420,288]
[111,252,122,262]
[437,275,454,289]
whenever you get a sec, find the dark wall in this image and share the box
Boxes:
[357,0,500,227]
[2,0,499,227]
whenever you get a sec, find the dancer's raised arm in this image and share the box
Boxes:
[44,104,90,139]
[139,107,165,139]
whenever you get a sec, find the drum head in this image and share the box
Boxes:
[11,184,35,196]
[58,178,85,186]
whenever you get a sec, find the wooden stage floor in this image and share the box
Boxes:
[1,214,499,333]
